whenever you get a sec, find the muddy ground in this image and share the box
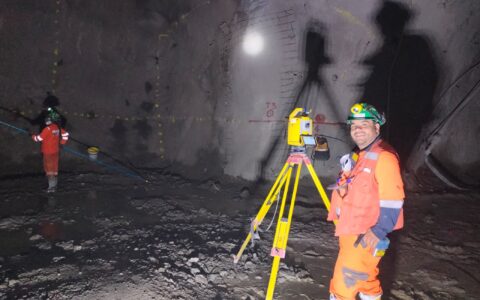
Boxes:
[0,171,479,299]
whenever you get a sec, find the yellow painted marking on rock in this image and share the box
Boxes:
[334,7,375,38]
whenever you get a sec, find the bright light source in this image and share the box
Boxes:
[242,31,264,56]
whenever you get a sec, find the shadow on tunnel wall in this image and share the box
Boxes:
[295,21,341,121]
[359,0,438,168]
[31,93,68,130]
[253,20,338,188]
[359,2,439,297]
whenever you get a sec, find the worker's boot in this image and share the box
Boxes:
[359,293,382,300]
[52,176,58,191]
[47,176,57,193]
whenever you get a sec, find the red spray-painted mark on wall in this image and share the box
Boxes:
[248,103,345,125]
[265,102,277,118]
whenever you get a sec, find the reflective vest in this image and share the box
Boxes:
[328,139,404,236]
[32,124,69,154]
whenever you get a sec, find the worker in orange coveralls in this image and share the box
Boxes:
[327,103,405,300]
[32,108,69,192]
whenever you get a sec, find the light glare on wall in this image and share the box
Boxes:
[242,31,264,56]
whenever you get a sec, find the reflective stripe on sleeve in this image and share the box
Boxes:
[34,135,43,142]
[379,199,404,209]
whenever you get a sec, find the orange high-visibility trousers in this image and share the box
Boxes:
[43,153,59,176]
[330,235,382,300]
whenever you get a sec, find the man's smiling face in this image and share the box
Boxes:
[350,119,380,149]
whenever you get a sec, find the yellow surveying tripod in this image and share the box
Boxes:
[233,108,332,299]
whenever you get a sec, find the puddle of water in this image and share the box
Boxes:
[0,195,49,218]
[36,218,98,242]
[0,230,30,256]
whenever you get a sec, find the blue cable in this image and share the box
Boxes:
[0,119,145,181]
[0,120,29,134]
[61,147,144,181]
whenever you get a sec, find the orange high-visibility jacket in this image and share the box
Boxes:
[328,139,404,236]
[32,124,69,154]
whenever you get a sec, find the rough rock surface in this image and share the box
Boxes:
[0,172,479,299]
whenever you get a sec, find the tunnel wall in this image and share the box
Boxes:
[0,0,479,186]
[0,0,239,179]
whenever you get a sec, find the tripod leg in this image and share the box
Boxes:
[233,161,291,263]
[266,161,302,299]
[266,256,281,300]
[304,156,332,212]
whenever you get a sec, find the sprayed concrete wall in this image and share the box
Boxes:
[0,0,479,187]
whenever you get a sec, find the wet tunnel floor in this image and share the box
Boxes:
[1,172,480,299]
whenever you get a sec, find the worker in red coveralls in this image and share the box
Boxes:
[32,108,69,192]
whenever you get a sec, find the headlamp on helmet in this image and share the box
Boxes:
[46,107,60,122]
[347,102,386,126]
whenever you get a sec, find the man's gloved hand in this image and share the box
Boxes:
[340,153,354,172]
